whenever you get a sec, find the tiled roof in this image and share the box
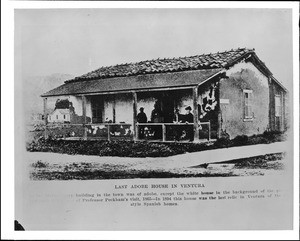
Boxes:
[42,48,275,97]
[66,48,257,83]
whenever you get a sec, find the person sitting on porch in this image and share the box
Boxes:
[137,107,147,139]
[173,108,183,123]
[184,106,194,141]
[151,101,163,139]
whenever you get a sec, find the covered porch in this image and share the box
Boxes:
[42,69,225,142]
[43,84,220,142]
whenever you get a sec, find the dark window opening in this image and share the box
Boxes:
[91,96,103,123]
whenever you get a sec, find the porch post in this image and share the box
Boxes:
[112,96,116,123]
[193,86,199,141]
[82,95,87,140]
[132,91,138,141]
[162,124,166,142]
[216,81,222,139]
[107,124,111,142]
[43,97,48,139]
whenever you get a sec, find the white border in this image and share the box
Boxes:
[1,1,299,240]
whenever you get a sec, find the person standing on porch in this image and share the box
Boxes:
[172,108,183,141]
[137,107,147,139]
[151,101,163,123]
[184,106,194,141]
[151,101,163,139]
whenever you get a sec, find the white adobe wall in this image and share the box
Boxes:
[103,96,114,122]
[226,61,269,88]
[220,61,270,138]
[115,94,133,124]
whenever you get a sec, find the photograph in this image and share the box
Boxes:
[13,6,296,232]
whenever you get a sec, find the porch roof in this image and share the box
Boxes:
[41,68,223,97]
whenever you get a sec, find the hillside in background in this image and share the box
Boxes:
[23,73,74,123]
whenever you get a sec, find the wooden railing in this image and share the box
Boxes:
[43,121,211,142]
[44,123,133,141]
[136,121,211,141]
[86,123,132,141]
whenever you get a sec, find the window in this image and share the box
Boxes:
[275,95,281,117]
[243,90,253,120]
[56,115,58,120]
[63,114,66,119]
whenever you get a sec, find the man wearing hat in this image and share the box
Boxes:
[184,106,194,141]
[137,107,147,139]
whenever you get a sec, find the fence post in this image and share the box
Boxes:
[208,121,211,141]
[162,124,166,142]
[132,92,138,141]
[82,95,87,140]
[107,124,111,141]
[136,124,139,141]
[43,98,48,139]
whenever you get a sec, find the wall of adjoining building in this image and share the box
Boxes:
[269,80,287,131]
[220,61,270,138]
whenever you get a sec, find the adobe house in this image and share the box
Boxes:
[47,99,92,124]
[48,109,71,123]
[41,48,287,142]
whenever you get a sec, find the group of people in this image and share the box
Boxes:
[136,103,194,141]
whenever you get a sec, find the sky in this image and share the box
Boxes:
[15,8,293,88]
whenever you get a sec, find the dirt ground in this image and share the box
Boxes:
[27,151,286,180]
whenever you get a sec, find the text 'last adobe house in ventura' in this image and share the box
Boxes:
[41,48,288,142]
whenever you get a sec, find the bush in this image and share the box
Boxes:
[213,137,231,148]
[232,135,249,146]
[263,130,286,142]
[26,130,286,157]
[31,160,49,168]
[247,135,269,145]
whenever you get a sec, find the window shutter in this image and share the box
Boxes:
[243,90,253,119]
[248,92,253,118]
